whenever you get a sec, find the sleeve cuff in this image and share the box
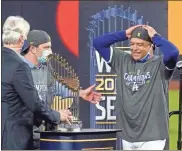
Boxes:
[119,30,128,41]
[52,110,61,125]
[165,66,175,71]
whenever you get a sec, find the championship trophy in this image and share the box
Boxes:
[47,53,82,132]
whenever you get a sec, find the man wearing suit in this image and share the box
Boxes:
[2,16,73,149]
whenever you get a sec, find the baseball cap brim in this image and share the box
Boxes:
[21,40,30,52]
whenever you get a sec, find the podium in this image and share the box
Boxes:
[39,129,122,150]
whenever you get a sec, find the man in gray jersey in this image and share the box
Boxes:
[93,25,179,150]
[20,30,102,149]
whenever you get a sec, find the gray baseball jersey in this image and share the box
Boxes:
[19,55,69,148]
[109,47,173,142]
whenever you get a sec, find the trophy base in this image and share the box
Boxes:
[57,120,82,132]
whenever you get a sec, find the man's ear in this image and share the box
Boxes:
[30,45,36,54]
[19,35,24,43]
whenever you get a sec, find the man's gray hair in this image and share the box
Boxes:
[2,16,30,45]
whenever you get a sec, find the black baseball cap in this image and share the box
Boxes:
[131,27,152,43]
[21,30,51,52]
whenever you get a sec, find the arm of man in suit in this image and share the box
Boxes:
[13,62,61,125]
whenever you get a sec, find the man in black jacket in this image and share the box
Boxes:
[2,16,72,149]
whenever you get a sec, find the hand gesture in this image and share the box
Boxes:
[80,84,102,104]
[126,25,143,38]
[59,109,73,125]
[142,25,157,38]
